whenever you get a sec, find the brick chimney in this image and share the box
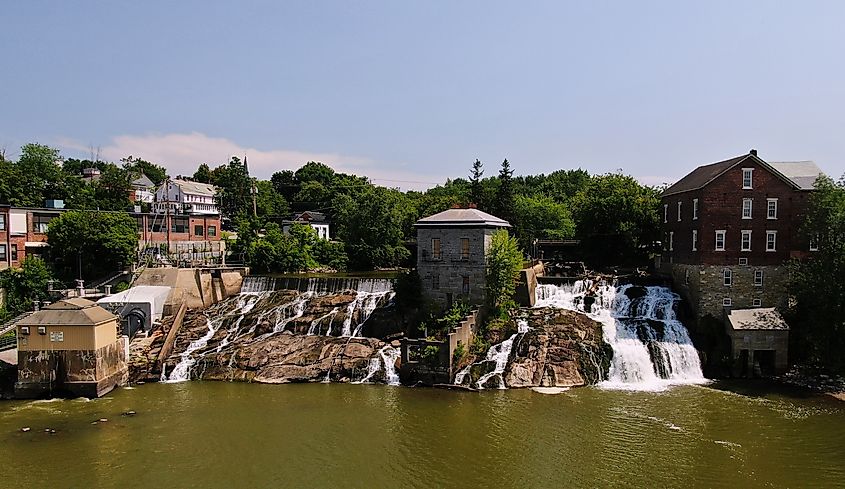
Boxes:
[750,149,758,156]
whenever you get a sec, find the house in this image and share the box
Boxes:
[155,178,218,215]
[97,285,171,338]
[724,307,789,376]
[130,173,156,204]
[15,298,128,398]
[415,207,511,308]
[281,211,331,240]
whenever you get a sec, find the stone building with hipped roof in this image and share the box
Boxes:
[15,298,128,398]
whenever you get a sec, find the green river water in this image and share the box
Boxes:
[1,381,843,488]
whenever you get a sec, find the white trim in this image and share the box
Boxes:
[669,231,674,251]
[663,204,668,223]
[693,198,699,220]
[691,230,698,251]
[742,198,753,219]
[767,198,778,219]
[741,230,752,251]
[677,201,682,222]
[723,297,732,306]
[723,268,732,287]
[754,269,764,286]
[752,298,762,307]
[766,230,777,252]
[715,230,726,251]
[742,168,754,189]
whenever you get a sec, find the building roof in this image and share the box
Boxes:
[292,211,328,223]
[415,208,511,228]
[18,298,117,327]
[768,161,825,190]
[97,285,171,305]
[726,308,789,331]
[131,173,156,189]
[661,154,751,197]
[170,179,217,197]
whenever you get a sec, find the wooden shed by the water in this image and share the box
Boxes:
[15,298,128,398]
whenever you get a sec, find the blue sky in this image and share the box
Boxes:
[1,1,843,189]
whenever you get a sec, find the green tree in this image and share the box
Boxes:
[485,229,523,312]
[570,173,661,266]
[469,159,484,208]
[92,164,132,211]
[254,180,290,218]
[785,175,845,372]
[295,161,335,185]
[192,163,213,184]
[495,159,515,223]
[0,257,52,320]
[339,186,410,269]
[121,156,168,186]
[512,194,575,250]
[214,157,253,219]
[46,210,138,281]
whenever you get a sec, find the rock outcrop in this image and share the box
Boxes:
[504,308,612,388]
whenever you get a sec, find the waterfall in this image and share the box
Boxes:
[241,276,395,296]
[534,281,706,391]
[455,319,530,389]
[354,345,401,385]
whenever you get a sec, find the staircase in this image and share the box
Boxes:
[0,311,32,337]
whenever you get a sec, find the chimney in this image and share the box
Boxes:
[750,149,758,156]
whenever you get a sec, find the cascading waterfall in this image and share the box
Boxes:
[455,319,530,389]
[535,281,706,391]
[355,345,401,385]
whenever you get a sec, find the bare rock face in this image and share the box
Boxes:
[504,308,612,388]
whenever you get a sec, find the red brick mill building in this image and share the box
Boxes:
[659,150,824,317]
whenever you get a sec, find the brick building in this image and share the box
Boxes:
[659,150,824,317]
[416,208,511,308]
[0,205,222,269]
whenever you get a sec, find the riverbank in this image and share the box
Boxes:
[776,365,845,402]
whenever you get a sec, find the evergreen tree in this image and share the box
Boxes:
[496,158,515,222]
[469,159,484,208]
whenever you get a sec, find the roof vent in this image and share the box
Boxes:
[750,149,758,156]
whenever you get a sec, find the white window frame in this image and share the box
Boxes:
[754,269,764,286]
[693,199,698,220]
[663,204,668,223]
[684,268,690,285]
[723,297,732,306]
[669,231,674,251]
[766,231,777,252]
[723,268,732,286]
[741,230,752,251]
[739,257,748,266]
[691,230,698,251]
[742,198,753,219]
[752,298,762,307]
[767,198,778,219]
[715,230,726,251]
[677,201,682,222]
[809,235,819,252]
[742,168,753,189]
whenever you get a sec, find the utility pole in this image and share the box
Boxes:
[165,177,171,256]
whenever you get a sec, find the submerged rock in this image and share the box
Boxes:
[503,308,612,388]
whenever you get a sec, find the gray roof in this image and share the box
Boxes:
[171,179,217,196]
[415,208,511,228]
[662,155,749,197]
[768,161,825,190]
[131,173,156,189]
[18,298,117,327]
[727,308,789,331]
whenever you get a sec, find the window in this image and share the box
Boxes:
[134,216,144,231]
[431,238,441,260]
[684,268,690,285]
[432,274,440,290]
[663,204,668,223]
[10,244,17,262]
[753,299,762,307]
[150,219,164,233]
[692,230,698,251]
[742,199,753,219]
[741,230,752,251]
[0,244,5,261]
[723,268,732,286]
[172,217,188,233]
[32,214,53,233]
[194,225,204,237]
[742,168,753,189]
[462,276,470,295]
[809,235,819,251]
[0,212,5,230]
[693,199,698,220]
[669,231,674,251]
[766,231,777,251]
[723,297,732,306]
[754,270,764,286]
[677,201,682,222]
[715,230,726,251]
[207,225,217,237]
[739,257,748,266]
[767,198,778,219]
[460,238,470,260]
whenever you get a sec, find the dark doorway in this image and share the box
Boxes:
[738,349,749,377]
[753,350,776,377]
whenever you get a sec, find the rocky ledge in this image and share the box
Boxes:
[504,308,612,388]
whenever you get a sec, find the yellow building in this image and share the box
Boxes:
[15,298,128,398]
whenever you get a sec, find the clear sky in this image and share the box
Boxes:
[1,1,843,189]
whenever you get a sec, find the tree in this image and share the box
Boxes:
[785,175,845,372]
[0,257,52,321]
[485,229,523,313]
[339,186,410,269]
[192,163,213,184]
[511,194,575,250]
[213,157,253,219]
[46,210,138,281]
[295,161,335,185]
[469,159,484,208]
[570,173,661,267]
[92,164,132,211]
[495,159,515,223]
[271,170,297,201]
[244,222,346,273]
[254,180,290,218]
[121,156,168,186]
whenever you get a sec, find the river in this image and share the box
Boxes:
[2,382,843,488]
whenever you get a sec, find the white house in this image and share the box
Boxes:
[131,173,156,204]
[281,211,330,240]
[155,179,218,215]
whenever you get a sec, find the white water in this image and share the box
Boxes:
[355,345,401,385]
[456,319,530,389]
[535,281,706,391]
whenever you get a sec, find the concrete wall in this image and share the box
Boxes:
[515,262,544,307]
[135,267,245,310]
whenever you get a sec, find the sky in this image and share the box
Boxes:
[1,1,843,190]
